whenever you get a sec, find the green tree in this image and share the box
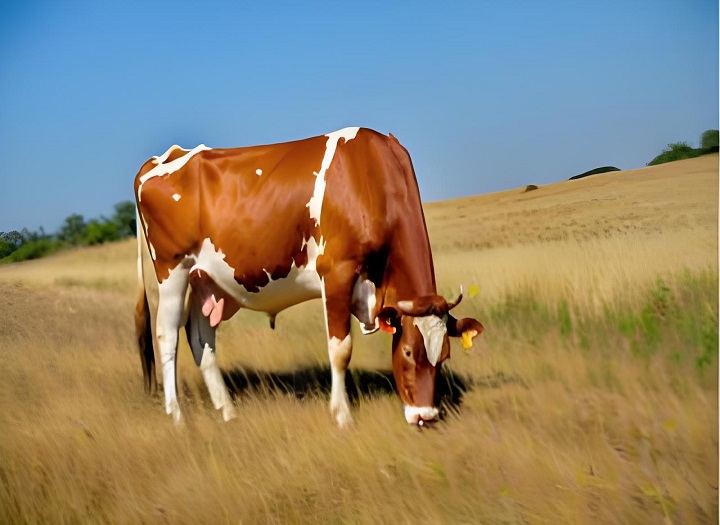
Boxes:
[83,219,119,245]
[0,239,13,259]
[58,214,86,245]
[111,200,136,237]
[1,231,24,250]
[20,227,41,243]
[700,129,719,150]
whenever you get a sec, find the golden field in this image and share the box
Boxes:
[0,155,717,524]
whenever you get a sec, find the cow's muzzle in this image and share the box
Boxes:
[404,405,439,425]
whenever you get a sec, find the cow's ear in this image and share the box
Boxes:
[377,307,400,334]
[446,315,484,349]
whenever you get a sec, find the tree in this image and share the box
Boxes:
[111,200,136,237]
[58,214,86,245]
[83,219,120,245]
[20,227,41,243]
[0,231,24,250]
[700,129,719,150]
[0,239,12,259]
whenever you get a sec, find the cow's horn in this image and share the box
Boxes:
[447,286,463,310]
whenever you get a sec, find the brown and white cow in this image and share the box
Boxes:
[134,127,483,427]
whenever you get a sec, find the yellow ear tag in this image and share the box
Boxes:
[461,331,473,349]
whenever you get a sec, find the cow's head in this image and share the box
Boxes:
[378,292,484,425]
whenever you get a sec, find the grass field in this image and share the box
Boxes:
[1,155,717,524]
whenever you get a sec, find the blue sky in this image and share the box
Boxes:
[0,1,717,233]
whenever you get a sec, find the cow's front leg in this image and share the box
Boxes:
[156,266,190,424]
[322,265,356,428]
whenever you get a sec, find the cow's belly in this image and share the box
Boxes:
[188,237,323,318]
[228,264,322,313]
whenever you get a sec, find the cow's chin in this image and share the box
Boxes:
[404,405,439,425]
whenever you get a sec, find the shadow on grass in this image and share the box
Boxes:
[221,366,524,418]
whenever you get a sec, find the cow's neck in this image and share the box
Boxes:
[382,210,437,307]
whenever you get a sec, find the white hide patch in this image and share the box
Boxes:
[151,144,184,164]
[256,168,263,176]
[191,237,238,296]
[413,315,447,366]
[156,262,193,422]
[352,275,379,334]
[306,127,360,226]
[404,405,439,424]
[136,202,157,261]
[138,143,211,202]
[188,236,324,314]
[172,193,181,201]
[328,334,353,427]
[136,207,144,286]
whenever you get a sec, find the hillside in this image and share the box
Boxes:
[425,153,717,250]
[0,154,717,524]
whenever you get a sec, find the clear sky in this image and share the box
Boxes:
[0,0,717,233]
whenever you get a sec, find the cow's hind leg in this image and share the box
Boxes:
[156,266,189,423]
[186,291,236,421]
[322,262,357,428]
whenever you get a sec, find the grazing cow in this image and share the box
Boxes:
[134,127,483,427]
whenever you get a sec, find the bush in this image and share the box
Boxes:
[0,240,58,263]
[648,130,720,166]
[647,142,701,166]
[569,166,620,180]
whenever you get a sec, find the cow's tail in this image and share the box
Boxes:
[134,207,157,395]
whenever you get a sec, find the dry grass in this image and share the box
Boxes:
[0,155,717,524]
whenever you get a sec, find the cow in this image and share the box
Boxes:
[134,127,483,427]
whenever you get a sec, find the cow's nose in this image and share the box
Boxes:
[404,405,439,424]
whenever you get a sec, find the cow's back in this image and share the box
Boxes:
[135,135,328,285]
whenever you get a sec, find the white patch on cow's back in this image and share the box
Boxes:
[306,127,360,226]
[188,236,324,314]
[151,144,184,165]
[138,143,211,202]
[172,193,181,201]
[256,168,263,176]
